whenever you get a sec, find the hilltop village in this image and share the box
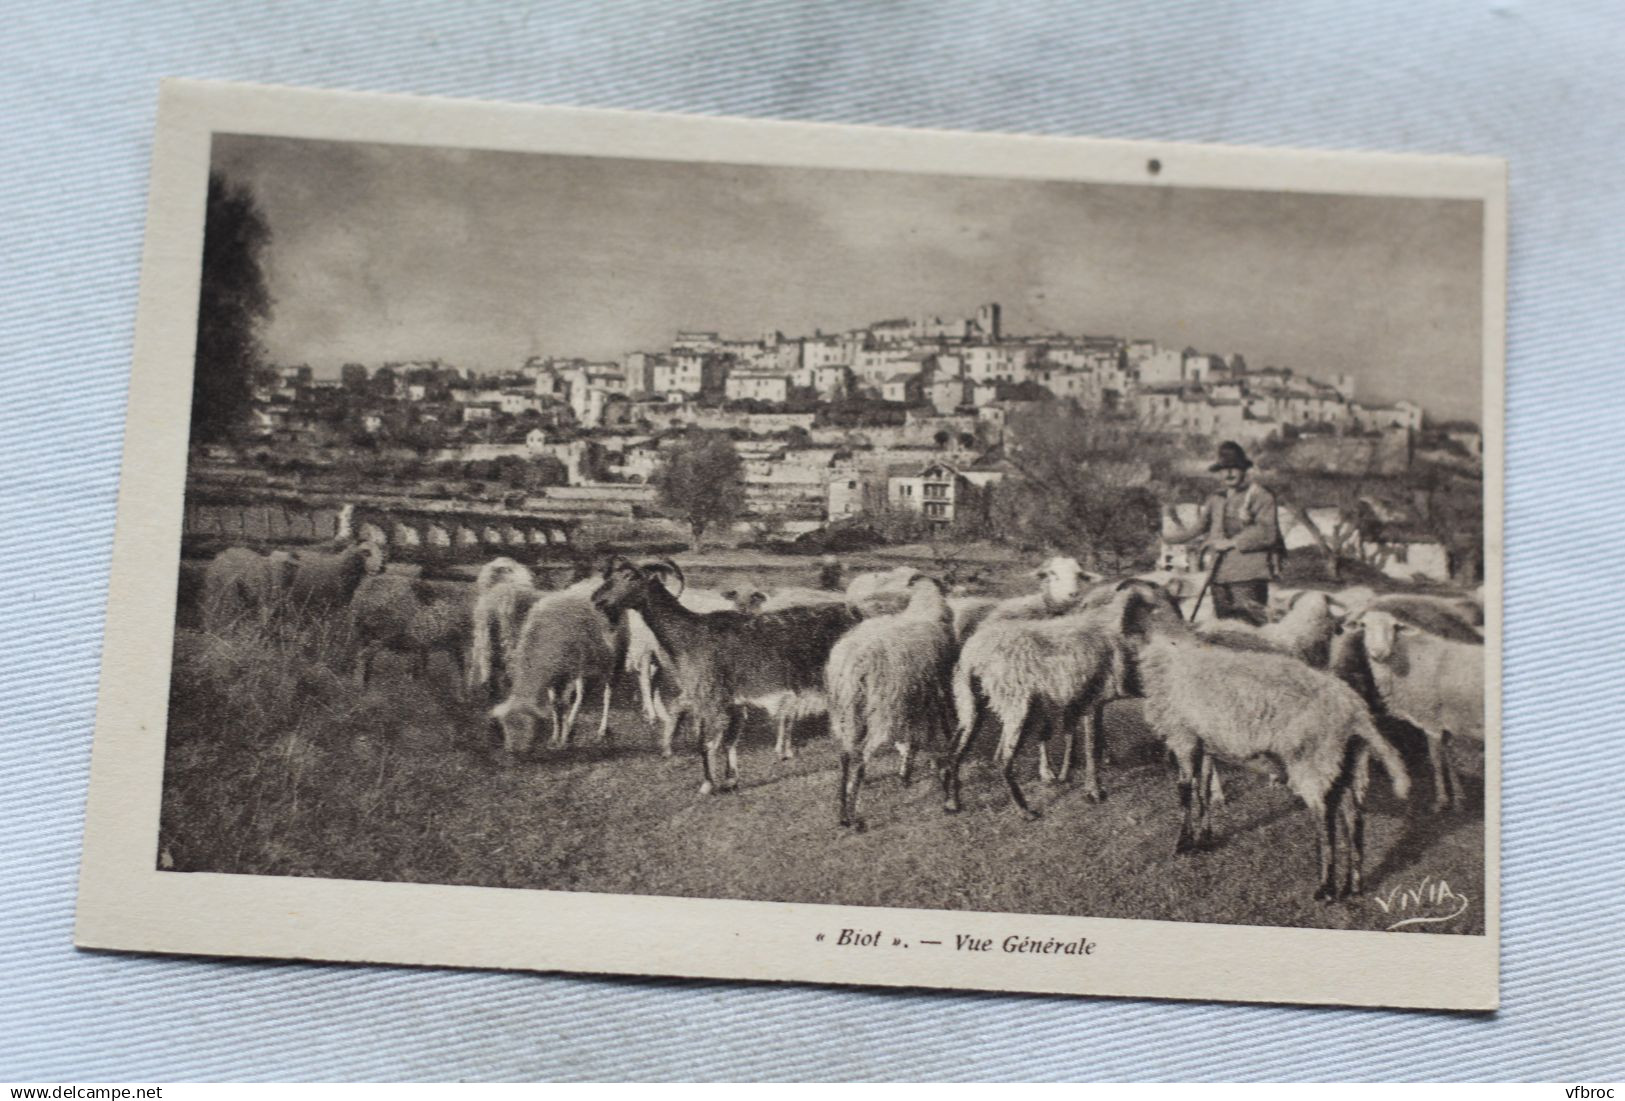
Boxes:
[221,303,1482,580]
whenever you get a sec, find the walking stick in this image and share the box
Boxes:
[1187,547,1227,623]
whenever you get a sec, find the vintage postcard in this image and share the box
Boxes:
[76,79,1503,1010]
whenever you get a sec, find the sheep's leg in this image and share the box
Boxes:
[1172,739,1201,854]
[1205,760,1228,807]
[1037,737,1058,785]
[595,680,613,743]
[547,688,565,748]
[1051,701,1105,801]
[1054,711,1076,785]
[776,708,796,761]
[1338,795,1365,898]
[1077,704,1105,803]
[897,743,914,784]
[356,643,378,688]
[650,684,672,735]
[844,756,867,831]
[937,755,957,811]
[660,697,686,757]
[1194,752,1216,848]
[1097,703,1115,767]
[719,707,743,793]
[696,714,718,795]
[996,706,1039,821]
[943,701,983,816]
[638,656,659,726]
[836,752,867,829]
[1441,729,1461,811]
[1426,730,1453,811]
[1309,792,1340,902]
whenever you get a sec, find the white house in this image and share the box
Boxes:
[887,461,968,527]
[961,343,1034,383]
[725,371,791,404]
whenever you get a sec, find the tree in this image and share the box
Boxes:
[340,363,369,391]
[989,407,1173,570]
[191,172,273,442]
[654,431,746,548]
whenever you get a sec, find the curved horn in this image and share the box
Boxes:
[658,556,686,596]
[636,556,686,597]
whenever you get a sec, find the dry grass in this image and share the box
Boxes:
[160,610,1485,934]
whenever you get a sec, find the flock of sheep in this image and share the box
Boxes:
[195,537,1486,903]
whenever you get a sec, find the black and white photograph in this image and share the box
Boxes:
[77,80,1503,1011]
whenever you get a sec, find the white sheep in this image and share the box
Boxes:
[281,539,388,618]
[825,575,958,829]
[474,556,535,592]
[349,574,474,692]
[962,555,1104,636]
[200,546,297,631]
[1357,609,1485,811]
[757,586,849,613]
[467,555,565,699]
[1200,589,1344,670]
[843,565,922,616]
[1123,585,1411,901]
[946,585,1146,818]
[737,566,913,760]
[489,585,622,753]
[1335,587,1483,642]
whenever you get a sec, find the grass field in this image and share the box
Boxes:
[159,572,1486,935]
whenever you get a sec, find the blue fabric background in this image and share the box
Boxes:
[3,0,1622,1082]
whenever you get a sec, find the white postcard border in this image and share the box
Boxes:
[76,79,1504,1011]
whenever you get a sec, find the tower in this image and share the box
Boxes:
[975,303,1001,342]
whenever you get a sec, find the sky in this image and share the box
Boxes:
[211,134,1486,423]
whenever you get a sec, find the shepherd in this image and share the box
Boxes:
[1165,440,1282,624]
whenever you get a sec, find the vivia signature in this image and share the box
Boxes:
[1372,875,1471,931]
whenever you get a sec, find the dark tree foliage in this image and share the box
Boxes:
[990,408,1173,570]
[192,172,273,443]
[654,431,746,548]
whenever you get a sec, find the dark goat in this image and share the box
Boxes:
[592,560,859,793]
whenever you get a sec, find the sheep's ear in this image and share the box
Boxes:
[1327,598,1348,618]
